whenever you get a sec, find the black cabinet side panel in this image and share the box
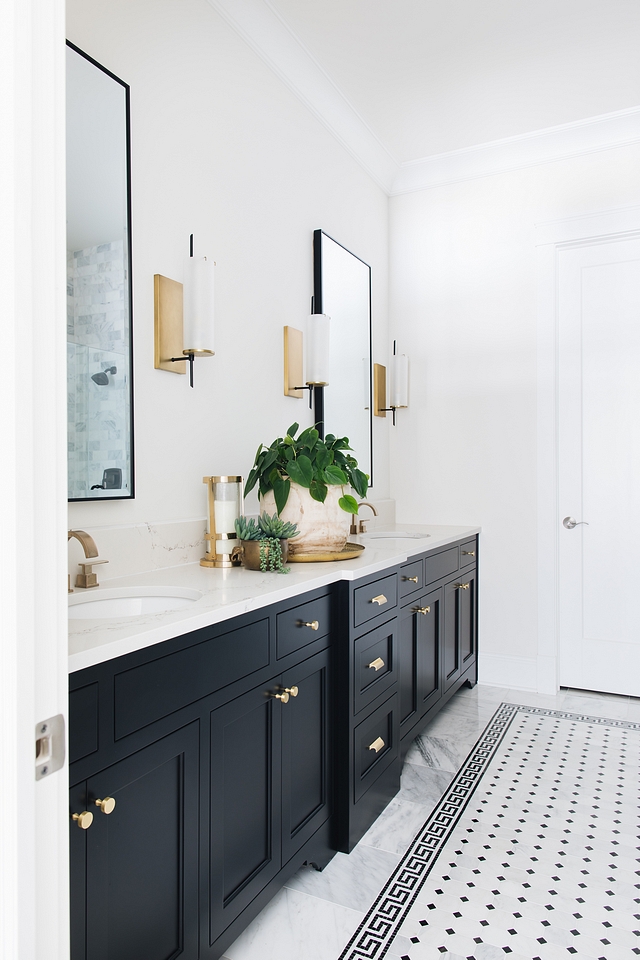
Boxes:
[69,683,99,763]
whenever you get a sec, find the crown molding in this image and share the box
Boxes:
[206,0,399,193]
[205,0,640,198]
[391,106,640,195]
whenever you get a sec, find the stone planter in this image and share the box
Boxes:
[260,483,350,557]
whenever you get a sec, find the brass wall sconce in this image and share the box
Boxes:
[154,235,215,387]
[373,341,409,426]
[283,315,330,409]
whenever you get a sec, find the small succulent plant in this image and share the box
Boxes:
[234,516,262,540]
[258,512,299,540]
[259,538,288,574]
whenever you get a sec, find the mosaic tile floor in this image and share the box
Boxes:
[222,686,640,960]
[340,703,640,960]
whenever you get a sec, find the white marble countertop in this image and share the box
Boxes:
[68,524,479,673]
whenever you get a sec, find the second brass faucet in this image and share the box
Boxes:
[350,501,378,535]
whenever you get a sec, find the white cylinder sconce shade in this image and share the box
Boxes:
[306,314,330,386]
[183,256,215,356]
[390,353,409,408]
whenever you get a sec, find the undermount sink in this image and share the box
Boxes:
[360,530,431,540]
[68,586,203,619]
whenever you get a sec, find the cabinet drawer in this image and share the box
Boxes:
[354,574,398,627]
[277,594,330,659]
[114,618,270,739]
[459,538,477,568]
[354,621,396,715]
[399,559,423,599]
[354,693,399,802]
[424,546,458,585]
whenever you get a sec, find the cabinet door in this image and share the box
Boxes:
[459,568,477,669]
[399,589,441,739]
[281,649,331,865]
[71,723,200,960]
[443,572,476,692]
[208,683,282,945]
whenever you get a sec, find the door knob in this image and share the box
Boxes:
[72,811,94,830]
[95,797,116,815]
[563,517,590,530]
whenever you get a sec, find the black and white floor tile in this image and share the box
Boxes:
[222,686,640,960]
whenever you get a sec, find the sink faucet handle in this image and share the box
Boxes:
[75,559,108,589]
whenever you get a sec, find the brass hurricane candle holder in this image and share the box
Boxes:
[201,475,243,568]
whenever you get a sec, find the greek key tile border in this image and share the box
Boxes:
[337,702,640,960]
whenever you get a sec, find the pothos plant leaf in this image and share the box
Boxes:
[244,422,369,514]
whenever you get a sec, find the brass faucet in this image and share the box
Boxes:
[68,530,107,591]
[350,501,378,535]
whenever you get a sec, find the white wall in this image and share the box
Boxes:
[66,0,389,536]
[389,143,640,689]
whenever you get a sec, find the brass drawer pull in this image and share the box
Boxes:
[462,550,475,557]
[271,691,289,704]
[367,657,385,671]
[368,736,385,754]
[370,594,387,606]
[414,606,431,616]
[72,811,94,830]
[455,582,470,590]
[402,575,418,583]
[95,797,116,815]
[300,620,319,631]
[283,686,298,698]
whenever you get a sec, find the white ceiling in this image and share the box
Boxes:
[268,0,640,162]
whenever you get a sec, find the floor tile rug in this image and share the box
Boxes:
[338,703,640,960]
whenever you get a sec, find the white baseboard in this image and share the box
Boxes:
[478,654,538,692]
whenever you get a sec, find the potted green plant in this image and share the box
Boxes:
[244,423,368,556]
[232,513,299,573]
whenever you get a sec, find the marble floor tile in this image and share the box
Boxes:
[222,886,362,960]
[397,760,453,804]
[358,796,434,856]
[285,842,399,912]
[417,709,489,744]
[403,733,473,773]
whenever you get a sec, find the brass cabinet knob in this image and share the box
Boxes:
[413,605,431,616]
[462,550,475,557]
[370,594,387,606]
[300,620,319,631]
[402,576,419,583]
[454,582,470,590]
[368,736,385,754]
[271,691,289,704]
[367,657,385,671]
[72,811,94,830]
[95,797,116,815]
[283,686,298,698]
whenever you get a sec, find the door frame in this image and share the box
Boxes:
[0,2,68,959]
[535,205,640,694]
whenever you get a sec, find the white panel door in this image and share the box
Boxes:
[558,238,640,695]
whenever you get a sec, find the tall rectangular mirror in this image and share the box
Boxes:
[313,230,373,485]
[66,42,134,500]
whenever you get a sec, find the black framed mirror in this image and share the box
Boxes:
[66,41,134,501]
[313,230,373,485]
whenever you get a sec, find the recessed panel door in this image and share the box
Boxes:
[83,723,199,960]
[416,587,442,714]
[558,239,640,695]
[209,684,281,944]
[281,649,331,865]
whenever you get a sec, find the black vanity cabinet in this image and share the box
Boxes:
[68,534,479,958]
[69,589,333,960]
[398,536,478,757]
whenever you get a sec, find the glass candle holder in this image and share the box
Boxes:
[201,475,243,568]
